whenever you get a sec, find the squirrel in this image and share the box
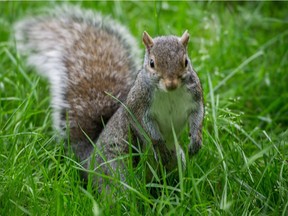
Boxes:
[88,31,204,187]
[14,5,204,191]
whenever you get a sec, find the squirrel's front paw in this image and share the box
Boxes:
[188,131,202,156]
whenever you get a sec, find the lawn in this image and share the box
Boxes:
[0,1,287,215]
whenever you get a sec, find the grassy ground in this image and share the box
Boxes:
[1,1,288,215]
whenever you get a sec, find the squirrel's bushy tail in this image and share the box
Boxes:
[14,5,140,152]
[14,7,72,132]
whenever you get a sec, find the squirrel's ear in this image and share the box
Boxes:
[143,31,154,51]
[180,30,189,47]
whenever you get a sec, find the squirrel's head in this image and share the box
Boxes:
[142,30,191,92]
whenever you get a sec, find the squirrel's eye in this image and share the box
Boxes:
[150,59,155,68]
[185,58,188,67]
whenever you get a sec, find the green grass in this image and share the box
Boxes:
[1,1,288,215]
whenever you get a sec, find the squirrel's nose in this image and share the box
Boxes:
[166,83,177,91]
[164,79,179,91]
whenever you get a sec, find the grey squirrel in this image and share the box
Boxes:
[15,5,204,190]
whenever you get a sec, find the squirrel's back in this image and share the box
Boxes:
[15,5,140,146]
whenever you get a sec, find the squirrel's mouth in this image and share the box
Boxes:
[158,78,181,92]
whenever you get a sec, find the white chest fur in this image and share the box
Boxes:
[150,86,195,150]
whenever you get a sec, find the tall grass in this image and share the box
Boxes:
[1,1,287,215]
